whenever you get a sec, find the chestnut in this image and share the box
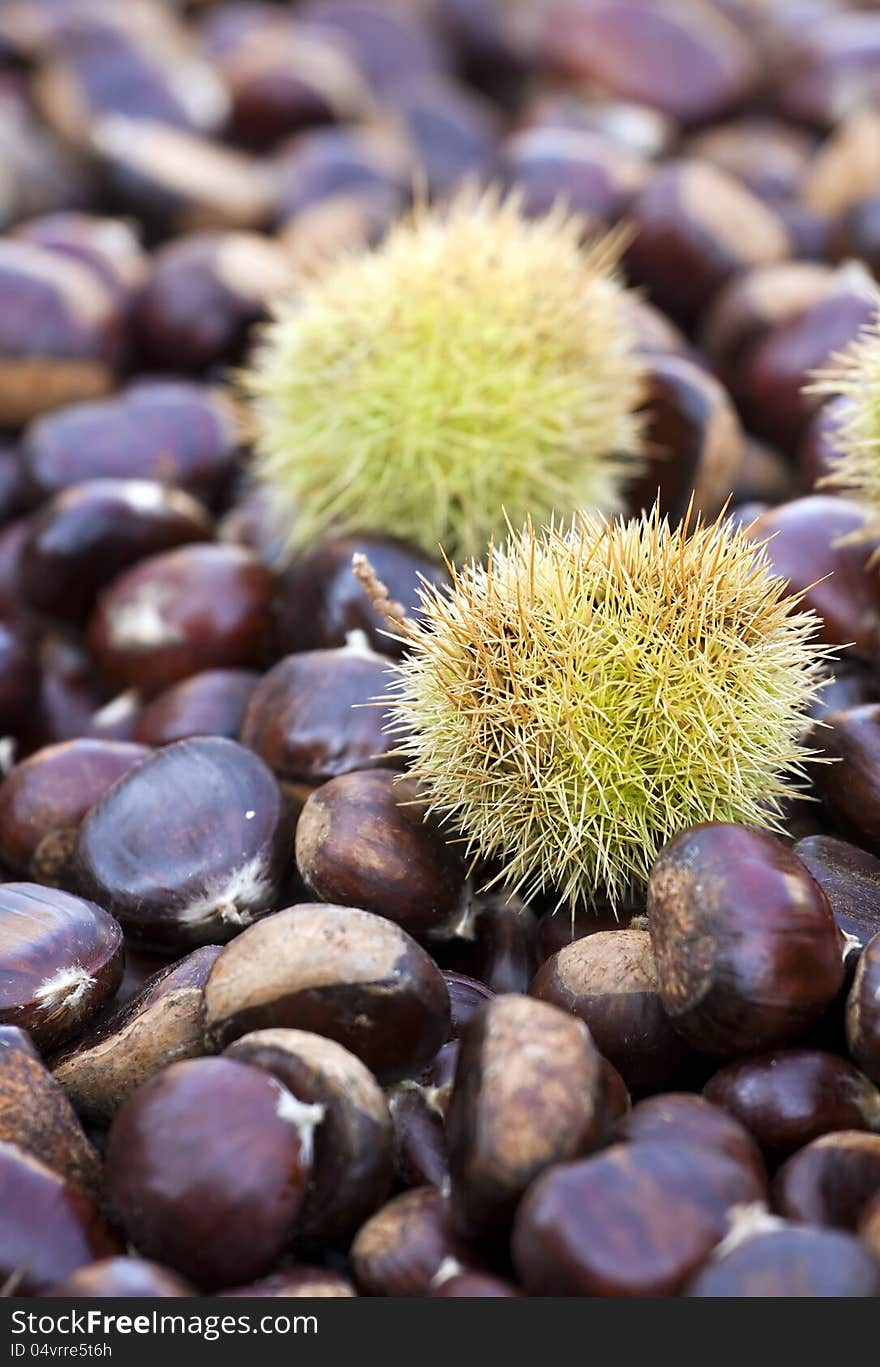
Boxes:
[133,231,292,373]
[0,1140,120,1296]
[0,618,39,735]
[439,890,540,995]
[0,1024,100,1196]
[104,1056,321,1291]
[273,124,410,228]
[445,994,603,1239]
[0,239,122,427]
[88,543,274,696]
[75,736,289,951]
[296,1,445,91]
[746,498,880,656]
[795,836,880,951]
[860,1191,880,1258]
[14,212,147,302]
[540,0,758,126]
[772,1131,880,1229]
[22,380,240,507]
[279,185,402,276]
[687,1218,880,1296]
[350,1187,480,1298]
[625,161,790,328]
[202,903,451,1083]
[223,1027,394,1245]
[429,1271,520,1297]
[847,932,880,1082]
[240,641,399,801]
[511,1140,766,1297]
[47,1258,194,1298]
[220,1267,356,1298]
[704,1050,880,1164]
[649,824,846,1057]
[597,1059,632,1140]
[50,945,221,1126]
[530,929,696,1093]
[497,124,647,225]
[798,394,855,492]
[388,1080,449,1191]
[442,972,494,1038]
[19,479,213,625]
[812,706,880,854]
[133,668,259,747]
[274,532,448,658]
[625,352,742,523]
[616,1093,767,1190]
[0,883,123,1052]
[535,904,637,961]
[732,437,798,509]
[295,769,466,941]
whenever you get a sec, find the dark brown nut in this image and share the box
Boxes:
[861,1191,880,1257]
[775,13,880,129]
[847,933,880,1083]
[625,160,790,328]
[616,1093,767,1189]
[273,124,410,227]
[295,770,465,941]
[622,296,691,359]
[133,231,292,373]
[0,618,39,734]
[798,395,855,492]
[422,1039,460,1102]
[47,1257,194,1297]
[648,824,846,1057]
[804,664,880,727]
[22,381,240,507]
[220,1266,356,1298]
[14,212,147,302]
[497,124,647,225]
[202,903,450,1083]
[133,669,259,747]
[20,479,213,626]
[0,1140,120,1295]
[223,1027,393,1245]
[90,116,275,240]
[624,352,742,522]
[0,240,122,427]
[350,1186,479,1297]
[50,945,221,1127]
[429,1270,521,1297]
[430,0,539,100]
[104,1056,320,1291]
[684,117,815,203]
[240,643,399,798]
[388,1080,449,1190]
[772,1131,880,1229]
[29,633,115,752]
[704,1050,880,1165]
[440,891,539,995]
[0,883,123,1052]
[530,930,695,1093]
[700,261,832,391]
[275,533,449,659]
[0,1025,100,1195]
[446,994,602,1238]
[746,498,880,656]
[442,972,494,1038]
[88,544,274,696]
[512,1140,765,1297]
[795,836,880,951]
[813,706,880,854]
[541,0,758,126]
[687,1216,880,1296]
[75,737,289,951]
[733,265,878,451]
[388,74,498,198]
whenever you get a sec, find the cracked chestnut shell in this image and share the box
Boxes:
[105,1056,320,1291]
[295,769,465,941]
[75,737,289,951]
[202,903,450,1083]
[648,824,845,1056]
[0,883,123,1052]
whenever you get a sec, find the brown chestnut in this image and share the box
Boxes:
[0,1024,100,1196]
[350,1187,479,1298]
[50,945,221,1126]
[442,972,495,1038]
[530,929,695,1093]
[439,890,540,995]
[47,1257,194,1298]
[687,1216,880,1296]
[133,669,259,747]
[446,994,603,1238]
[429,1270,521,1297]
[202,903,450,1082]
[795,836,880,950]
[847,932,880,1083]
[0,883,123,1052]
[295,769,465,941]
[14,212,147,301]
[498,124,646,226]
[616,1093,767,1190]
[220,1266,356,1298]
[772,1131,880,1229]
[649,824,846,1056]
[104,1056,321,1290]
[512,1140,765,1297]
[388,1079,449,1191]
[75,736,289,951]
[223,1027,393,1245]
[704,1049,880,1164]
[813,706,880,854]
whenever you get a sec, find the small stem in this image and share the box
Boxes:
[351,553,416,635]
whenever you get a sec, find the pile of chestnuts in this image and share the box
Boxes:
[0,0,879,1302]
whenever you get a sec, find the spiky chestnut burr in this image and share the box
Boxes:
[244,189,644,563]
[359,505,829,911]
[811,315,880,545]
